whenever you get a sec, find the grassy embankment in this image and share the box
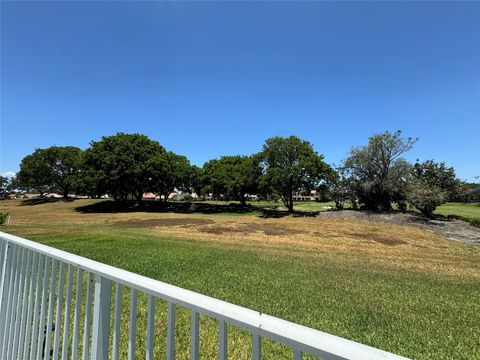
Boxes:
[0,199,479,359]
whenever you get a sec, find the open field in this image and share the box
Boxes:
[1,199,480,359]
[435,202,480,226]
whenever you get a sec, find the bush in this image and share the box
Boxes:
[0,212,8,225]
[407,182,447,218]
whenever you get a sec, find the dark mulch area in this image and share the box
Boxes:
[115,218,214,228]
[198,223,307,236]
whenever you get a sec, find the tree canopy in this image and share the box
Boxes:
[260,136,331,212]
[17,146,83,198]
[407,160,460,217]
[84,133,166,202]
[147,151,193,203]
[201,155,262,206]
[343,131,416,210]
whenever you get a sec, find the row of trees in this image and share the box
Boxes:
[6,131,470,217]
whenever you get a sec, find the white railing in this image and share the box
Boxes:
[0,231,409,360]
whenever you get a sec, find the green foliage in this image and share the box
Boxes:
[201,155,262,205]
[16,146,83,198]
[344,130,416,211]
[147,151,193,202]
[0,176,9,196]
[260,136,332,212]
[326,168,353,210]
[407,182,447,218]
[412,160,459,197]
[407,160,460,218]
[0,213,8,224]
[83,133,193,203]
[84,133,166,202]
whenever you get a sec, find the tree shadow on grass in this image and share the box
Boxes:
[74,200,321,218]
[21,198,80,206]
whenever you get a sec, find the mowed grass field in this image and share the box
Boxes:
[1,199,479,359]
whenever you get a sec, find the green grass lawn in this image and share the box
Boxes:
[435,202,480,225]
[2,223,479,360]
[1,199,479,359]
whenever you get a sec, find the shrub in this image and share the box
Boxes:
[0,212,8,225]
[406,182,447,218]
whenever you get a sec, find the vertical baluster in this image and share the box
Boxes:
[91,275,112,360]
[23,251,39,359]
[190,311,200,360]
[61,264,74,359]
[44,259,58,360]
[14,249,33,359]
[11,248,29,358]
[71,268,83,360]
[5,246,24,358]
[219,320,228,360]
[112,283,122,360]
[29,253,45,360]
[128,288,138,360]
[0,244,17,357]
[53,263,66,360]
[35,256,51,360]
[0,241,9,310]
[293,349,303,360]
[145,295,155,360]
[82,272,93,360]
[0,243,14,327]
[252,334,261,360]
[0,241,6,285]
[167,302,176,360]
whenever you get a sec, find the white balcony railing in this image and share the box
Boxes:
[0,231,409,360]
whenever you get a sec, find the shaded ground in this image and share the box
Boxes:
[75,200,319,218]
[317,210,480,244]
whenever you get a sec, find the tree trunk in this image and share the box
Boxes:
[287,192,294,213]
[134,191,143,206]
[239,193,246,207]
[63,188,69,199]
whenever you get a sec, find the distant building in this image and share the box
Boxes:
[292,190,319,201]
[142,193,159,200]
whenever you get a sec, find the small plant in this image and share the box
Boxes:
[0,212,8,225]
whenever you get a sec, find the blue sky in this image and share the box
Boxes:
[1,1,479,181]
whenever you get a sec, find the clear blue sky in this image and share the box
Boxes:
[1,1,479,181]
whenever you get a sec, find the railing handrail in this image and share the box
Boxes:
[0,231,409,360]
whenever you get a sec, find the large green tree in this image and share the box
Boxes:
[17,146,83,198]
[201,155,262,206]
[343,131,416,211]
[84,133,166,203]
[260,136,331,212]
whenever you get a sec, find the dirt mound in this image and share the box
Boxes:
[317,210,480,244]
[115,218,214,228]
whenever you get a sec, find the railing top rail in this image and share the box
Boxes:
[0,231,408,360]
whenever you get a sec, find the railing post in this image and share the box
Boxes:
[252,334,261,360]
[190,311,200,360]
[91,275,112,360]
[167,302,176,360]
